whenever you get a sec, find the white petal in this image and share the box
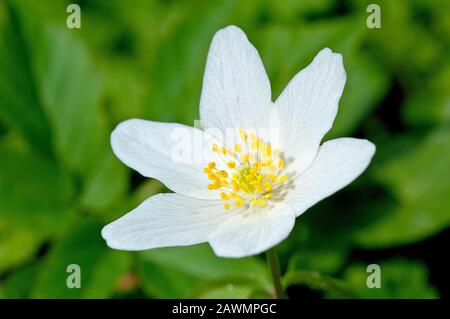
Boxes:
[102,193,232,250]
[275,48,346,175]
[285,138,376,217]
[208,203,296,258]
[200,25,272,133]
[111,119,220,199]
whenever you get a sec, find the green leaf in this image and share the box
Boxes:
[188,277,259,299]
[144,0,237,124]
[0,141,75,272]
[343,259,438,298]
[328,52,389,137]
[257,17,387,137]
[0,141,75,232]
[284,248,348,277]
[79,150,128,211]
[353,128,450,247]
[283,270,355,298]
[279,200,353,275]
[266,0,335,22]
[0,1,127,210]
[138,244,269,298]
[359,0,445,85]
[258,17,364,97]
[403,62,450,127]
[197,286,254,299]
[0,1,52,156]
[32,220,132,298]
[0,261,40,298]
[0,227,42,274]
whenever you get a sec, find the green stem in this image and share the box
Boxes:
[266,247,287,299]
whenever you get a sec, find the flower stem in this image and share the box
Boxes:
[266,247,286,299]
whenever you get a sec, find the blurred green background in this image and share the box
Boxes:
[0,0,449,299]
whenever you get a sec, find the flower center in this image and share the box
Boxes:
[203,129,287,210]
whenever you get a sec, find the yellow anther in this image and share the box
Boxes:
[204,134,288,210]
[208,162,216,169]
[235,197,245,207]
[258,139,264,149]
[239,128,248,141]
[240,154,249,162]
[277,159,284,169]
[240,183,250,193]
[218,170,228,178]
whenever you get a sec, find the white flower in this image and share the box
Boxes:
[101,25,375,258]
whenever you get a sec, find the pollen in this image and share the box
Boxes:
[203,129,288,210]
[227,161,236,169]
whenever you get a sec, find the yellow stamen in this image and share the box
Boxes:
[277,159,284,169]
[219,170,228,178]
[235,197,245,207]
[239,128,248,141]
[202,130,288,210]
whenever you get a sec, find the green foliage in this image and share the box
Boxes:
[0,0,448,298]
[138,245,270,298]
[344,259,438,298]
[353,128,450,247]
[31,220,132,298]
